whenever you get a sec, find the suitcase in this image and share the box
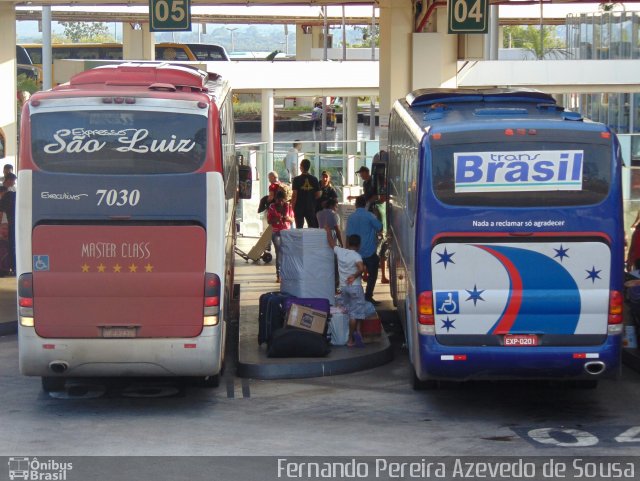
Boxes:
[258,291,290,345]
[361,316,382,340]
[267,327,330,358]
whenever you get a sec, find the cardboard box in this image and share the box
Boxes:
[286,303,328,334]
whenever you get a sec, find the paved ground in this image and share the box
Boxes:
[1,239,640,460]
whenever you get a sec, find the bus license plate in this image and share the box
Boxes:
[102,327,137,338]
[504,334,538,346]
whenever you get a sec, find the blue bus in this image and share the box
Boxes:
[386,89,624,389]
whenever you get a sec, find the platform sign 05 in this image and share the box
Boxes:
[448,0,488,34]
[149,0,192,32]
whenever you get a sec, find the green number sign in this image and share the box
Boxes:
[448,0,488,34]
[149,0,191,32]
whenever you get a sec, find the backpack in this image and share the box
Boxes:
[278,182,293,202]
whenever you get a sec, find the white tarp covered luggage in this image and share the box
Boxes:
[280,228,335,304]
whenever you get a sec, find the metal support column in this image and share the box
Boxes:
[261,89,275,197]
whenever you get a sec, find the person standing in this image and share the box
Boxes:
[267,171,281,204]
[291,158,321,228]
[0,173,17,274]
[347,166,375,205]
[311,102,323,131]
[317,170,338,212]
[267,190,294,283]
[284,141,302,182]
[317,198,342,247]
[346,195,383,305]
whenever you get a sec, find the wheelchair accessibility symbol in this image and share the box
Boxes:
[435,291,459,314]
[34,255,50,272]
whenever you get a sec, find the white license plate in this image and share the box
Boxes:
[102,327,137,338]
[504,334,538,346]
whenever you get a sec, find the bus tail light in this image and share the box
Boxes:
[18,273,34,326]
[608,290,623,335]
[203,273,220,326]
[418,291,435,335]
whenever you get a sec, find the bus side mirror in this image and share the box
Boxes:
[238,164,252,200]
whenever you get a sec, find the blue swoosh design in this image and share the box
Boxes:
[484,245,581,335]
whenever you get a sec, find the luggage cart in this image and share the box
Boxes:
[235,225,273,263]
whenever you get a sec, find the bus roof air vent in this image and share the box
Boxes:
[474,108,528,117]
[424,103,449,121]
[562,111,584,121]
[149,83,177,92]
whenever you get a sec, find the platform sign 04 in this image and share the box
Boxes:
[149,0,192,32]
[448,0,488,34]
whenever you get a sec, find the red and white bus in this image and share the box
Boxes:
[17,63,246,391]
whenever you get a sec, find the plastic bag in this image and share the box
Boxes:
[328,312,350,346]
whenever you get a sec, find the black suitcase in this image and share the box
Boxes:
[258,291,290,345]
[267,327,330,358]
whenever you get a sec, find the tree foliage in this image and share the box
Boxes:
[502,25,569,59]
[59,22,115,43]
[352,25,379,48]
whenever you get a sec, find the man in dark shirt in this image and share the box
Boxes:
[291,158,321,228]
[348,166,375,204]
[0,173,16,273]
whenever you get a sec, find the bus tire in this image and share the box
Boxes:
[41,376,66,392]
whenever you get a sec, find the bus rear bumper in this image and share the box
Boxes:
[415,334,622,382]
[18,325,224,378]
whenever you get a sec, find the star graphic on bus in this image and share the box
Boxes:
[144,263,154,273]
[465,284,485,306]
[554,244,570,262]
[586,266,601,283]
[441,317,456,332]
[81,263,90,273]
[436,247,455,269]
[97,263,106,273]
[113,263,122,273]
[128,264,138,273]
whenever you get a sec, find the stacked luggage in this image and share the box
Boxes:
[258,292,331,358]
[280,229,335,304]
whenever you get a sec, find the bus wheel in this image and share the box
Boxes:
[41,377,66,392]
[411,369,439,390]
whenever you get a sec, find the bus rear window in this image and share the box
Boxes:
[431,130,612,207]
[30,110,208,174]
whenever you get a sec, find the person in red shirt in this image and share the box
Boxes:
[267,171,280,204]
[267,190,294,282]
